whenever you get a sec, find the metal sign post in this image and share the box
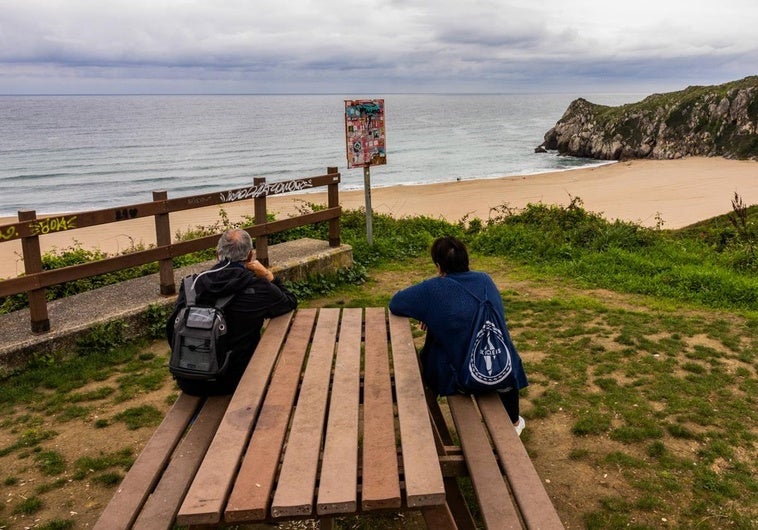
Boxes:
[363,165,373,245]
[345,99,386,245]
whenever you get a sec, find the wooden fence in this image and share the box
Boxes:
[0,168,341,333]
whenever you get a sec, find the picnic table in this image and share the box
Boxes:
[95,307,564,529]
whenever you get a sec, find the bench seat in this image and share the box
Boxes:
[93,393,230,530]
[445,393,565,530]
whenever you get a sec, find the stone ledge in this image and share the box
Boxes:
[0,238,352,375]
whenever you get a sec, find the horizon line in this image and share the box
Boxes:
[0,90,649,97]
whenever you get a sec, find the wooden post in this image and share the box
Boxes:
[253,177,269,266]
[327,166,340,248]
[153,190,175,295]
[18,210,50,333]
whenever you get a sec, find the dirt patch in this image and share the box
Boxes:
[1,342,175,529]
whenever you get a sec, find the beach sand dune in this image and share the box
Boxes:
[1,157,756,279]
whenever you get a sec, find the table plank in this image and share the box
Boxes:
[271,308,341,517]
[477,394,565,529]
[317,308,363,515]
[448,394,522,530]
[361,307,402,511]
[389,314,446,507]
[177,312,294,526]
[133,395,231,530]
[224,309,317,523]
[93,392,202,530]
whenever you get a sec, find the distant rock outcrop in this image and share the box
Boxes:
[537,76,758,160]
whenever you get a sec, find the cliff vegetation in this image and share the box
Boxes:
[538,76,758,160]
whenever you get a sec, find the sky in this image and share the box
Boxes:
[0,0,756,95]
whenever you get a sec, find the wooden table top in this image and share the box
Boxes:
[175,307,446,526]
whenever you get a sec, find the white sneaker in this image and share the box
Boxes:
[514,416,526,437]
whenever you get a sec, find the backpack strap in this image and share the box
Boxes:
[214,293,236,309]
[182,275,236,308]
[445,276,487,303]
[183,276,197,306]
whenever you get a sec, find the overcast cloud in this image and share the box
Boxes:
[0,0,755,94]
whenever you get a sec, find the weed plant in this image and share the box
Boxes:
[468,197,758,311]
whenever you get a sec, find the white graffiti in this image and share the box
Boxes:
[188,196,214,206]
[219,179,314,202]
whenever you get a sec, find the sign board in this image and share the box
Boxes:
[344,99,386,168]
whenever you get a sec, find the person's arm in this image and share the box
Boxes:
[389,281,428,321]
[246,259,298,317]
[246,259,274,282]
[265,276,298,316]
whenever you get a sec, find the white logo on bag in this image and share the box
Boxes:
[469,320,512,384]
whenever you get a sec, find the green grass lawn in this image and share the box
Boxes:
[1,201,756,529]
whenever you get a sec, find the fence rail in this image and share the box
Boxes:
[0,168,341,332]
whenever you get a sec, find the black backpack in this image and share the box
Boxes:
[169,275,235,381]
[448,277,516,393]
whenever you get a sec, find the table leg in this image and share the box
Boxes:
[421,503,458,530]
[426,391,454,450]
[426,389,478,530]
[443,477,478,530]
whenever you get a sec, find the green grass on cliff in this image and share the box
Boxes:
[571,76,758,159]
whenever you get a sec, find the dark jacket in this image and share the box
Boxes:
[389,270,527,396]
[166,260,297,395]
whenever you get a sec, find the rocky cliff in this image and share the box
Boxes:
[537,76,758,160]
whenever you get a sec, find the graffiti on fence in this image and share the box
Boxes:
[28,215,78,236]
[115,208,138,221]
[219,179,314,202]
[188,195,214,206]
[0,226,18,241]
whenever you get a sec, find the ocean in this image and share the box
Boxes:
[0,93,643,217]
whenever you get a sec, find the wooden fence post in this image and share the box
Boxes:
[327,167,340,248]
[18,210,50,332]
[253,177,269,266]
[153,190,176,295]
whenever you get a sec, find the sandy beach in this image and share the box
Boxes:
[1,157,756,279]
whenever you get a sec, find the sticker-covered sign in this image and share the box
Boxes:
[344,99,386,168]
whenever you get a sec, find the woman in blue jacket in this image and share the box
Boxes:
[389,236,528,435]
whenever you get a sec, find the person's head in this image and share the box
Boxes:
[431,236,469,274]
[217,229,253,263]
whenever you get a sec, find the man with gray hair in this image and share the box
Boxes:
[167,228,297,395]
